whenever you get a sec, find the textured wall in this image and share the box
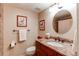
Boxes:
[0,4,3,56]
[3,4,38,56]
[77,3,79,55]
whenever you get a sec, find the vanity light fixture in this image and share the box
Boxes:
[49,3,57,12]
[58,6,63,9]
[49,3,63,12]
[57,3,63,9]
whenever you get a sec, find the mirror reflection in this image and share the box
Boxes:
[53,10,72,34]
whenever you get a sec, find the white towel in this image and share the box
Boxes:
[18,29,27,41]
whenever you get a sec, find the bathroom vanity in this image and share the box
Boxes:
[35,38,73,56]
[35,40,64,56]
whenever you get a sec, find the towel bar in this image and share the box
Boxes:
[13,30,18,32]
[13,29,30,32]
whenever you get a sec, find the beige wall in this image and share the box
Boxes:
[3,4,38,56]
[77,3,79,55]
[39,3,77,55]
[0,4,3,56]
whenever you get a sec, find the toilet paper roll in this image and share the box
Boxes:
[10,41,16,48]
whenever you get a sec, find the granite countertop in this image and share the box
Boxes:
[36,38,74,56]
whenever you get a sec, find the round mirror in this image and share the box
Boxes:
[53,10,72,34]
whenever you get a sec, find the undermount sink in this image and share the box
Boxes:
[46,41,63,47]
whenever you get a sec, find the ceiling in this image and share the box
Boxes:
[7,3,54,13]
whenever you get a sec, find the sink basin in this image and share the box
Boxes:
[46,41,63,47]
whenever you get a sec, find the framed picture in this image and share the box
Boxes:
[17,15,27,27]
[39,20,45,31]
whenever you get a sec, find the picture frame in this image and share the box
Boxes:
[17,15,27,27]
[39,20,45,31]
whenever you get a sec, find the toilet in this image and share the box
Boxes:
[26,46,36,56]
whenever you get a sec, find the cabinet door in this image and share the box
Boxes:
[36,41,47,56]
[38,42,57,56]
[37,49,47,56]
[36,41,64,56]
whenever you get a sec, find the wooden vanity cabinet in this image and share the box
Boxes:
[35,41,64,56]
